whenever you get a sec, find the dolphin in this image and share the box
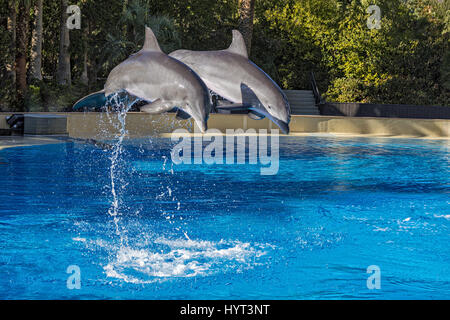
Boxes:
[73,26,211,132]
[169,30,291,134]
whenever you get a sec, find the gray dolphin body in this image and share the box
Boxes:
[169,30,291,134]
[73,27,211,132]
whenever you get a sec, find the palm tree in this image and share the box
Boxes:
[238,0,256,54]
[56,0,71,85]
[30,0,43,81]
[102,0,180,70]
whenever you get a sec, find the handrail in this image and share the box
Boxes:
[310,71,324,105]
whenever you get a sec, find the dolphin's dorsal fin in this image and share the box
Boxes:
[227,30,248,58]
[142,26,162,52]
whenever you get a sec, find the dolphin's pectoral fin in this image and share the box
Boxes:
[140,99,174,114]
[240,83,269,117]
[240,83,262,108]
[73,90,107,110]
[175,109,191,120]
[240,83,290,134]
[248,111,265,120]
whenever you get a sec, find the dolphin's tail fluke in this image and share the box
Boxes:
[73,90,107,110]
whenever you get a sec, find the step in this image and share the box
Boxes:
[287,96,315,100]
[283,90,313,94]
[288,98,316,102]
[289,100,316,105]
[291,106,317,110]
[291,103,317,107]
[291,104,321,115]
[292,109,320,113]
[286,95,315,100]
[284,91,314,97]
[287,96,315,101]
[292,106,318,110]
[292,106,317,110]
[285,91,314,95]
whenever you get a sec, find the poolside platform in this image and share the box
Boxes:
[0,112,449,141]
[0,136,66,150]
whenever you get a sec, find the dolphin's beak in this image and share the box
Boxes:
[271,117,290,135]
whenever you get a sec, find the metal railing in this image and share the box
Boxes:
[310,71,324,105]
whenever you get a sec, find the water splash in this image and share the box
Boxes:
[73,235,271,284]
[104,93,136,246]
[75,96,270,284]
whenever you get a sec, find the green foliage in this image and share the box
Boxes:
[25,84,42,112]
[25,80,90,112]
[102,0,181,71]
[0,0,448,111]
[0,0,16,111]
[0,24,16,111]
[149,0,239,50]
[262,0,449,105]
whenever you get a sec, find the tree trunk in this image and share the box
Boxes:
[16,0,31,110]
[86,19,97,90]
[7,0,16,86]
[6,0,17,103]
[80,31,89,86]
[80,50,89,85]
[30,0,43,81]
[238,0,256,55]
[122,0,129,37]
[56,0,71,86]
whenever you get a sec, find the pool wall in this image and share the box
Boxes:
[0,112,449,139]
[320,102,450,119]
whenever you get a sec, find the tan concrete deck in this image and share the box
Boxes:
[66,113,449,139]
[0,136,66,150]
[1,112,449,141]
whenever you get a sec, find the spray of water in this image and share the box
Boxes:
[105,93,136,246]
[73,95,270,284]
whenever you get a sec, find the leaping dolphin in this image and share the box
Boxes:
[73,26,211,132]
[169,30,291,134]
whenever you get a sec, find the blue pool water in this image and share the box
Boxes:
[0,136,449,299]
